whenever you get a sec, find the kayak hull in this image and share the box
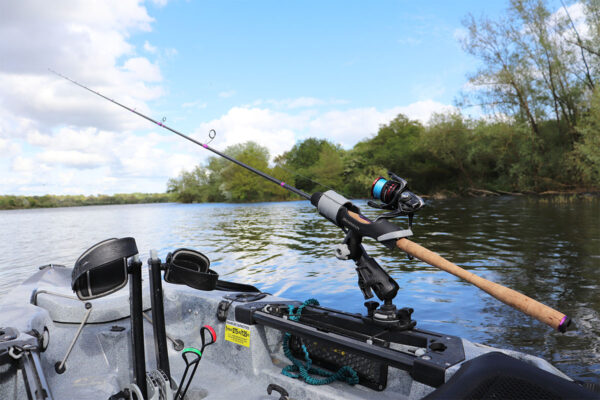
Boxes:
[0,265,588,400]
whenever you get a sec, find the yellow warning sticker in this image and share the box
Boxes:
[225,320,250,347]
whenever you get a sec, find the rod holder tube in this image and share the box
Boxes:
[129,255,147,399]
[148,250,171,379]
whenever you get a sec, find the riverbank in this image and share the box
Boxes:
[2,189,597,210]
[426,188,600,200]
[0,193,174,210]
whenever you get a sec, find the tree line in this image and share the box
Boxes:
[0,193,173,210]
[168,0,599,203]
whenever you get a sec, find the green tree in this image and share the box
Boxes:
[167,166,222,203]
[573,88,600,185]
[421,112,474,187]
[308,145,345,189]
[277,138,343,193]
[460,0,600,189]
[345,114,438,194]
[219,142,273,202]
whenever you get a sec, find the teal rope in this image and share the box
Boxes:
[281,299,359,386]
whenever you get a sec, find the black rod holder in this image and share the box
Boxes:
[129,255,147,399]
[148,250,171,379]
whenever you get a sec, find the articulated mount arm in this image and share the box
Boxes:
[311,191,412,304]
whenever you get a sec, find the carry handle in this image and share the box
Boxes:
[347,211,571,332]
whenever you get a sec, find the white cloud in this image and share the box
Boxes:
[0,1,187,195]
[11,157,36,173]
[307,107,390,147]
[218,90,236,98]
[257,97,350,110]
[452,27,468,43]
[27,127,116,151]
[0,138,20,156]
[307,101,456,147]
[3,125,203,194]
[0,0,163,133]
[150,0,170,7]
[196,107,305,159]
[285,97,326,108]
[182,100,208,109]
[164,48,179,57]
[396,100,457,124]
[191,100,455,160]
[397,37,423,46]
[552,3,588,38]
[123,57,162,82]
[37,150,109,169]
[143,40,158,54]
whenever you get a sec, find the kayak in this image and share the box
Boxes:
[0,239,597,400]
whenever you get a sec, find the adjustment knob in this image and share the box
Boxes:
[364,301,380,317]
[334,244,351,260]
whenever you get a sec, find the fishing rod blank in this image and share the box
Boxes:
[48,69,310,201]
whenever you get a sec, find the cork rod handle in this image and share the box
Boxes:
[395,238,571,332]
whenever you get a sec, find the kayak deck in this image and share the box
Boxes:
[0,265,589,400]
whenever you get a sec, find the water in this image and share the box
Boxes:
[0,196,598,382]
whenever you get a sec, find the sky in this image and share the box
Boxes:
[0,0,579,195]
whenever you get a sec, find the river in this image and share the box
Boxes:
[0,196,598,382]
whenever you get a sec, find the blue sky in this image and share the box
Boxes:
[144,0,506,124]
[0,0,575,195]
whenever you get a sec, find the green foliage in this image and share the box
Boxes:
[461,0,599,146]
[276,138,344,193]
[220,142,274,202]
[167,166,223,203]
[344,115,445,194]
[420,113,474,188]
[0,193,173,210]
[308,145,344,190]
[168,141,295,204]
[573,88,600,185]
[167,105,598,203]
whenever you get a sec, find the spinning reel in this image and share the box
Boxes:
[368,172,425,224]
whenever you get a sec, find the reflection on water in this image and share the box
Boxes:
[0,196,598,381]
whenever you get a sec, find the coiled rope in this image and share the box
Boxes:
[281,298,359,386]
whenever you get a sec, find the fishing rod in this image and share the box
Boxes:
[48,69,309,201]
[50,69,571,333]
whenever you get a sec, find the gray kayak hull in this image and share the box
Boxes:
[0,265,575,400]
